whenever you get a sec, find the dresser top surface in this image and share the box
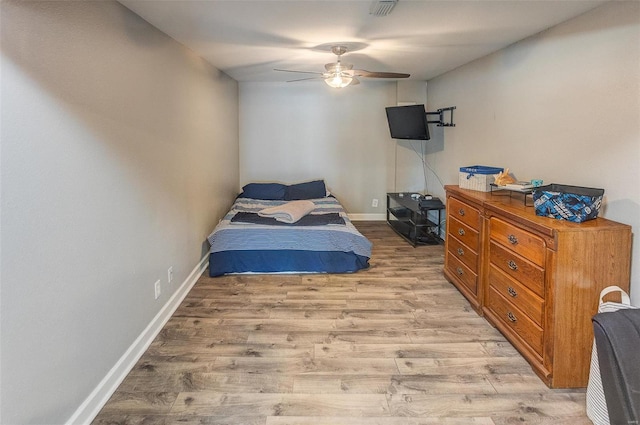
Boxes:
[445,185,631,235]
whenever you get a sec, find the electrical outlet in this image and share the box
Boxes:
[168,266,173,284]
[372,198,379,208]
[154,280,161,299]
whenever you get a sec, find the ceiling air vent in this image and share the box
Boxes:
[369,0,398,16]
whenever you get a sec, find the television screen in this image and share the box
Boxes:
[385,104,430,140]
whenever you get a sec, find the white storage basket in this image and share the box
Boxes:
[459,165,503,192]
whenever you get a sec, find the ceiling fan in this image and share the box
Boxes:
[274,45,410,88]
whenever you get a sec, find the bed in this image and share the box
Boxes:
[207,180,372,277]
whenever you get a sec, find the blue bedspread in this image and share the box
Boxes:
[207,197,372,276]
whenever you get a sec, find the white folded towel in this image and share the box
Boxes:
[258,200,316,224]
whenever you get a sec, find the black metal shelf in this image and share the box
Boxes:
[386,193,445,246]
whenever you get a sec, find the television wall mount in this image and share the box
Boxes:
[426,106,456,127]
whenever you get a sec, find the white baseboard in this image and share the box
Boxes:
[348,213,386,221]
[66,255,209,425]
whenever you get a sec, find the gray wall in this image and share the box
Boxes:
[239,81,397,217]
[0,1,239,424]
[425,2,640,304]
[238,80,428,218]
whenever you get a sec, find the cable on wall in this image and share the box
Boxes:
[409,141,445,194]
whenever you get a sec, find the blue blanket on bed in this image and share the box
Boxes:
[207,197,371,276]
[231,211,345,226]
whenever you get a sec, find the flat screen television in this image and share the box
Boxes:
[385,104,430,140]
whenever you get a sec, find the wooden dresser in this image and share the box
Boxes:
[444,193,485,312]
[444,185,632,388]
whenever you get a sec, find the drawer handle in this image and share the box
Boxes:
[507,287,518,297]
[507,312,518,323]
[507,234,519,245]
[507,260,518,271]
[458,228,465,236]
[458,208,465,216]
[456,267,464,276]
[457,247,465,256]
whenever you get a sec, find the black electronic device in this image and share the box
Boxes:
[419,196,443,210]
[385,104,430,140]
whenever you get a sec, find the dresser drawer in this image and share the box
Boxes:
[487,286,544,356]
[448,197,481,229]
[447,233,478,272]
[448,216,479,252]
[489,241,545,297]
[446,253,478,295]
[488,265,544,326]
[490,217,546,266]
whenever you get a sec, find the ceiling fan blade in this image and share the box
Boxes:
[349,77,360,86]
[286,77,322,83]
[274,68,324,75]
[353,70,410,78]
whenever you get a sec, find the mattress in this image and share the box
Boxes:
[207,197,372,277]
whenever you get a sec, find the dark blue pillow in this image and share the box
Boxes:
[239,183,286,200]
[285,180,327,200]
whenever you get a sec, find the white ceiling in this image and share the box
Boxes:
[119,0,607,83]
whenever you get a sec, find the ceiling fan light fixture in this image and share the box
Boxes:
[324,73,353,88]
[369,0,398,16]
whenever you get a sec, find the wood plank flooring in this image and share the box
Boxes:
[92,221,590,425]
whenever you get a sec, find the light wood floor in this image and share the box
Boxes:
[92,221,590,425]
